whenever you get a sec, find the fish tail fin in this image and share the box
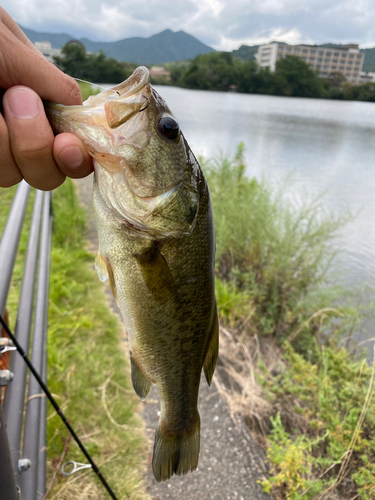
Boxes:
[152,413,200,482]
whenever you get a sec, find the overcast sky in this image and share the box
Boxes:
[4,0,375,50]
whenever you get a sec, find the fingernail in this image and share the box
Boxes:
[58,145,83,168]
[8,89,40,119]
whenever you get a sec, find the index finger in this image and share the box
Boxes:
[0,7,39,52]
[0,13,81,105]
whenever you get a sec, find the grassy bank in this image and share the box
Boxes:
[0,182,148,500]
[204,146,375,499]
[2,138,373,499]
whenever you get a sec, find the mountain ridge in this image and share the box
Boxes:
[19,25,215,65]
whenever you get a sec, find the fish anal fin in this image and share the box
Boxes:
[130,351,152,401]
[135,244,176,302]
[203,303,219,386]
[152,413,200,482]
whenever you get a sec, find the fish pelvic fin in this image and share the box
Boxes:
[152,413,200,482]
[203,303,219,386]
[130,351,152,401]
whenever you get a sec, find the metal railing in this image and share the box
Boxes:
[0,182,53,500]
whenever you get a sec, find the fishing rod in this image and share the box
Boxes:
[0,313,119,500]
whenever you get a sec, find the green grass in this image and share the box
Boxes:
[204,144,354,345]
[77,81,101,102]
[0,182,148,500]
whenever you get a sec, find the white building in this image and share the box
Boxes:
[34,41,62,64]
[359,71,375,84]
[256,43,364,84]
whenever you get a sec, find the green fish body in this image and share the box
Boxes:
[46,67,218,482]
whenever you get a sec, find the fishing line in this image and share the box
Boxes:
[0,313,119,500]
[74,78,120,96]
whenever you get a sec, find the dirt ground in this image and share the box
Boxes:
[75,174,272,500]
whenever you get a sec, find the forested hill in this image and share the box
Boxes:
[231,42,375,73]
[19,25,214,65]
[361,48,375,73]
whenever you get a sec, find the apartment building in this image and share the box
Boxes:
[34,41,62,64]
[256,43,364,84]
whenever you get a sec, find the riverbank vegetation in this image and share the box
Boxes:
[204,145,375,499]
[54,43,137,84]
[55,43,375,102]
[0,183,148,500]
[170,51,375,102]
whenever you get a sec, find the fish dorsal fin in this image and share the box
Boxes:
[130,351,152,401]
[95,251,118,304]
[135,244,176,302]
[203,303,219,386]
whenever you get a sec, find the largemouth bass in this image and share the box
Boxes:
[46,67,218,482]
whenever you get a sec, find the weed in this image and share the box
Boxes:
[203,144,352,342]
[205,146,375,499]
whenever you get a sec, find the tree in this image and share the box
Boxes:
[273,56,325,98]
[54,43,136,84]
[236,61,273,94]
[54,43,88,80]
[182,52,238,91]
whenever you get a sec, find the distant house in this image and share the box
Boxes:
[148,66,171,80]
[256,43,364,84]
[34,41,62,64]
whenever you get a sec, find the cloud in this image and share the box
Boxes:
[3,0,375,49]
[215,28,310,51]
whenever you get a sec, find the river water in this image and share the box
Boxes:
[102,84,375,353]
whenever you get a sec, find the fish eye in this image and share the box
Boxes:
[158,115,179,142]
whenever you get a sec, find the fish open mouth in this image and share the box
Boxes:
[111,66,150,98]
[45,66,151,130]
[103,67,151,129]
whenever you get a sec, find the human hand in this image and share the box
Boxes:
[0,7,93,190]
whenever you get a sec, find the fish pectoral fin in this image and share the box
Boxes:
[95,251,118,304]
[130,351,152,401]
[135,244,176,302]
[203,303,219,386]
[95,251,108,282]
[152,413,200,482]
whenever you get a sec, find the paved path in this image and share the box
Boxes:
[75,174,272,500]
